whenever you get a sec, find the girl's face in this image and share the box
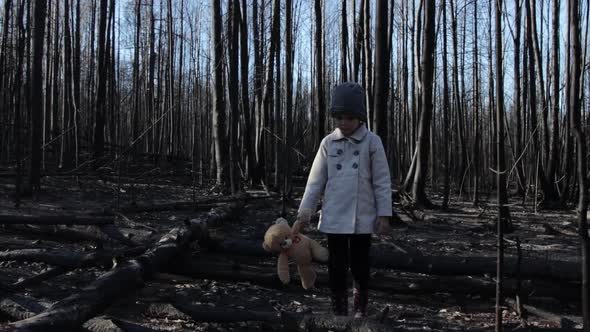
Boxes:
[335,114,361,137]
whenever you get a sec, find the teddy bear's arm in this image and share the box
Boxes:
[277,252,290,284]
[309,239,329,263]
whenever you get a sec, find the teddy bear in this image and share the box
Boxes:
[262,217,329,289]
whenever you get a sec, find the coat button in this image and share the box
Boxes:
[352,163,358,169]
[337,149,343,155]
[336,164,342,170]
[353,150,359,156]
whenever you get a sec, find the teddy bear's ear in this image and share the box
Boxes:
[275,217,288,225]
[262,242,271,252]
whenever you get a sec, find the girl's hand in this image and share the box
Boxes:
[292,219,308,234]
[376,216,391,236]
[293,208,313,234]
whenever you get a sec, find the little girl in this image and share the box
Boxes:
[293,82,392,318]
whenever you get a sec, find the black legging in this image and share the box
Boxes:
[327,234,371,293]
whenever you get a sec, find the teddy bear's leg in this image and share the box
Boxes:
[297,264,317,290]
[277,252,290,284]
[309,239,329,263]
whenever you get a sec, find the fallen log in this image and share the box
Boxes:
[117,202,223,213]
[3,224,144,247]
[146,301,393,331]
[82,316,124,332]
[172,256,579,301]
[10,267,66,291]
[298,314,394,332]
[8,202,242,332]
[0,214,113,226]
[83,316,165,332]
[0,247,146,269]
[146,302,394,332]
[0,295,47,321]
[505,298,581,329]
[209,239,581,282]
[117,193,272,213]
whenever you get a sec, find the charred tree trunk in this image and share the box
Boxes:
[353,0,362,82]
[29,0,48,194]
[211,0,228,191]
[568,0,590,326]
[252,0,265,184]
[314,0,325,147]
[494,0,511,328]
[227,0,240,194]
[93,0,108,159]
[340,0,348,82]
[362,0,373,127]
[132,0,141,158]
[547,0,561,205]
[514,0,526,197]
[240,0,254,184]
[472,0,481,205]
[441,0,451,209]
[373,0,389,143]
[284,0,293,208]
[410,0,435,208]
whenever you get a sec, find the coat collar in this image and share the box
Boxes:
[333,124,368,143]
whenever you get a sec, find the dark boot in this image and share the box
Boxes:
[331,290,348,316]
[353,288,368,318]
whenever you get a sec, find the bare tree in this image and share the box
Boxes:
[13,0,25,204]
[373,0,389,142]
[494,0,512,328]
[353,0,363,82]
[410,0,435,208]
[362,0,373,126]
[240,0,254,184]
[441,0,451,209]
[227,0,240,193]
[283,0,293,211]
[340,0,348,82]
[93,0,108,158]
[547,0,561,203]
[513,0,526,196]
[568,0,590,326]
[132,0,141,158]
[314,0,325,146]
[211,0,228,190]
[29,0,48,194]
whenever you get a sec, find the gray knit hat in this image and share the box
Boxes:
[329,82,366,121]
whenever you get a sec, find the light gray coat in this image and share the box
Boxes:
[299,125,393,234]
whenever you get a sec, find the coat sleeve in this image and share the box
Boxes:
[298,137,329,213]
[370,135,393,217]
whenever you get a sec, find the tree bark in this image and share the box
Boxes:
[362,0,373,126]
[227,0,240,194]
[514,0,526,197]
[240,0,254,184]
[314,0,325,147]
[283,0,293,209]
[8,204,242,332]
[29,0,48,194]
[340,0,348,82]
[93,0,108,159]
[568,0,590,326]
[211,0,228,190]
[0,214,113,226]
[373,0,389,142]
[410,0,435,207]
[441,0,451,209]
[210,239,582,282]
[494,0,511,328]
[547,0,561,203]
